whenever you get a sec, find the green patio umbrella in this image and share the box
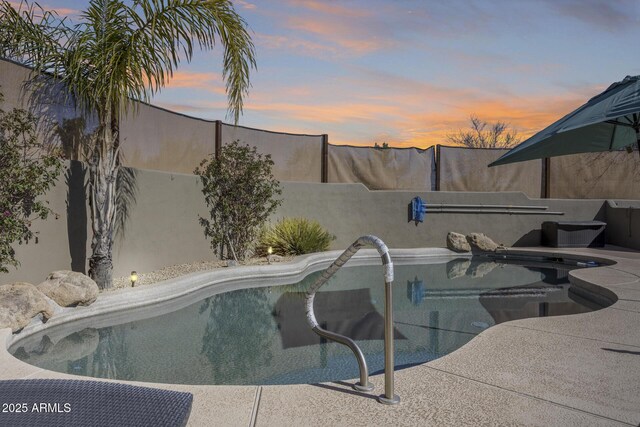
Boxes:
[490,75,640,167]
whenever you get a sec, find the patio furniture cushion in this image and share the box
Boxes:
[0,379,192,427]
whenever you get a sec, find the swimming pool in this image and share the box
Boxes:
[10,256,606,386]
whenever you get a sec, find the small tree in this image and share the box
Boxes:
[0,91,63,273]
[447,115,521,148]
[195,141,281,260]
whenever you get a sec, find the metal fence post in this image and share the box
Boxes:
[435,144,441,191]
[321,134,329,183]
[541,157,550,198]
[214,120,222,159]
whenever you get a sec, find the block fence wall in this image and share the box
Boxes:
[4,162,640,286]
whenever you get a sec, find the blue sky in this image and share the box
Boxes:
[20,0,640,147]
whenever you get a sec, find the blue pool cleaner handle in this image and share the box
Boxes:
[411,196,426,224]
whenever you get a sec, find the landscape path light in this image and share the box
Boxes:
[130,271,138,287]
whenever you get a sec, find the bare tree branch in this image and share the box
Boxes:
[447,115,521,148]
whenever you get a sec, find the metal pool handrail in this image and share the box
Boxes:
[305,235,400,405]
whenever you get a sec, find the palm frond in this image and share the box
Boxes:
[123,0,256,121]
[0,1,73,77]
[204,0,256,123]
[1,0,255,122]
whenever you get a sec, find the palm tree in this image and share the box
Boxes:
[0,0,256,289]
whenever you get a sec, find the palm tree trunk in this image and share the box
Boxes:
[88,104,119,289]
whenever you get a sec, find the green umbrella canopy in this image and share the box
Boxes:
[490,75,640,167]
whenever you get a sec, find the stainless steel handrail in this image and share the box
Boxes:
[305,235,400,405]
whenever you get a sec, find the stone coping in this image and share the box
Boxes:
[1,246,639,426]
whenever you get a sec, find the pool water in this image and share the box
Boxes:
[10,258,603,385]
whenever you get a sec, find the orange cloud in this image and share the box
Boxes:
[165,71,226,95]
[245,100,401,124]
[245,77,598,150]
[155,66,603,153]
[286,0,372,18]
[250,0,396,57]
[235,0,257,10]
[289,67,603,148]
[49,6,76,16]
[285,16,394,55]
[7,1,79,17]
[384,91,593,148]
[153,90,589,150]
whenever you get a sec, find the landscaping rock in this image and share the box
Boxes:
[466,260,498,278]
[50,329,99,362]
[466,233,499,252]
[446,259,471,279]
[447,232,471,252]
[0,282,54,332]
[12,329,99,364]
[38,271,99,307]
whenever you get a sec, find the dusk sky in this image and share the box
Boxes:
[26,0,640,147]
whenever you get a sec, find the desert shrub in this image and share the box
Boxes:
[0,90,63,273]
[257,217,335,256]
[195,141,281,260]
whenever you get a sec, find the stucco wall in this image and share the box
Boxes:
[0,164,617,285]
[277,183,605,249]
[3,164,214,284]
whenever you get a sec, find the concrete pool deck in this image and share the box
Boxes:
[1,246,640,426]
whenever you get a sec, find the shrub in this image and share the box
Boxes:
[0,90,63,273]
[195,141,281,260]
[257,217,335,256]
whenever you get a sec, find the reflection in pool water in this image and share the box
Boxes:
[11,258,604,385]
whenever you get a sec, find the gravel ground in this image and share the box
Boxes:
[108,255,294,292]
